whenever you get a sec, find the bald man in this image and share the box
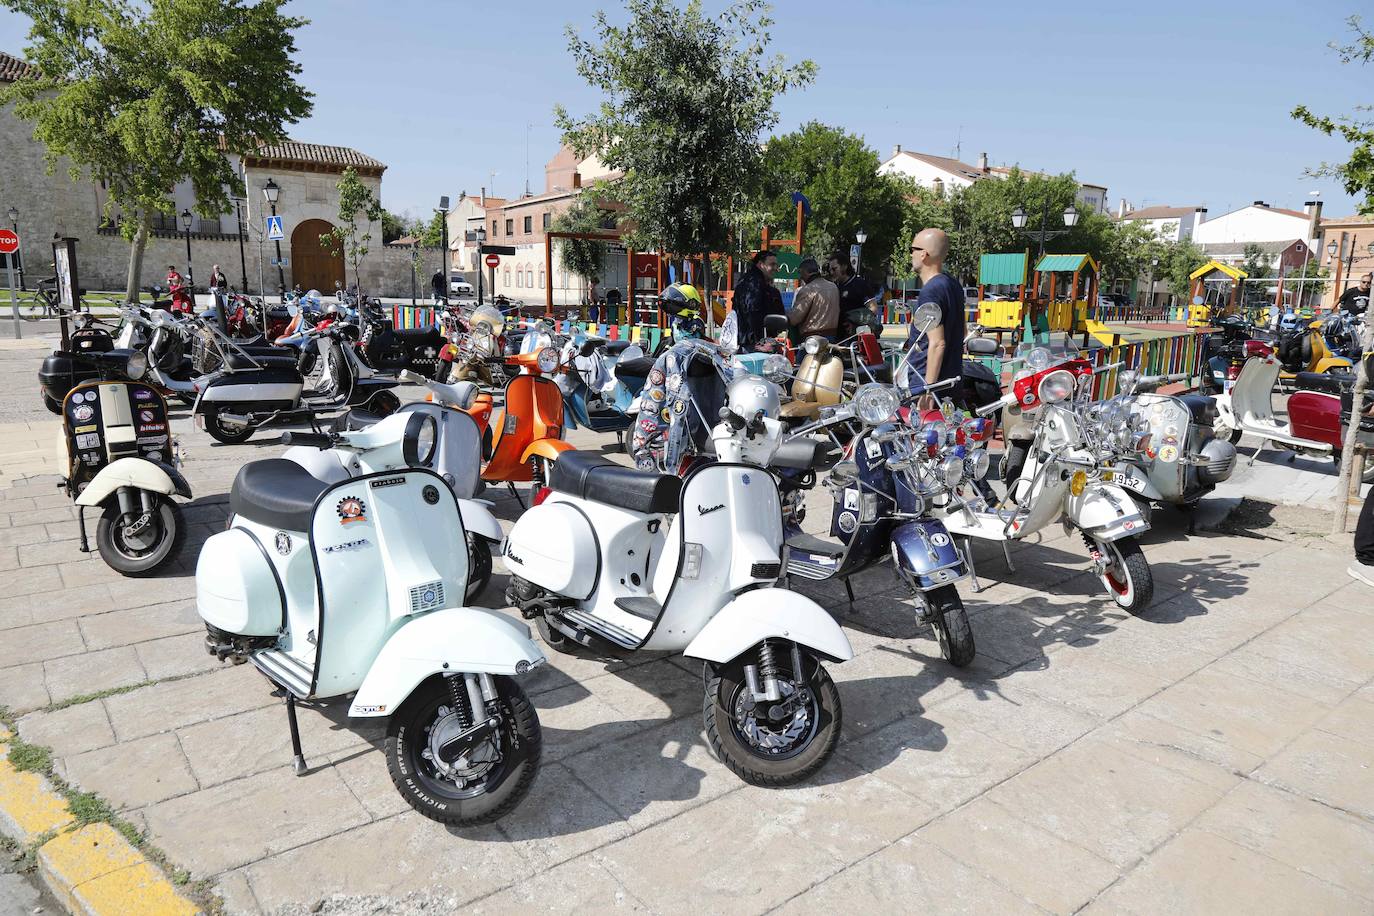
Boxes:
[902,228,965,408]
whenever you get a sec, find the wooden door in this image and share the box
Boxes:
[290,218,345,292]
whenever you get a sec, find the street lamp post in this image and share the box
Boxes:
[475,226,487,305]
[232,197,249,292]
[854,227,868,277]
[179,209,195,297]
[1011,201,1079,265]
[6,206,22,290]
[437,195,451,306]
[263,178,286,298]
[1144,256,1159,318]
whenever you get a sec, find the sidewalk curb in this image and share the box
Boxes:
[0,726,201,915]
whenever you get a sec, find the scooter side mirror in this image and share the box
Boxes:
[913,302,942,333]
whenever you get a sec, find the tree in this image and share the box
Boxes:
[555,0,815,299]
[757,122,906,274]
[1155,237,1208,300]
[1292,15,1374,212]
[2,0,313,301]
[413,210,445,249]
[381,210,409,244]
[1241,243,1275,280]
[551,192,610,290]
[320,167,384,297]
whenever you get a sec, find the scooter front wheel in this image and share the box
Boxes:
[95,496,184,576]
[927,585,975,667]
[202,406,254,444]
[385,674,542,826]
[1094,536,1154,615]
[704,650,841,787]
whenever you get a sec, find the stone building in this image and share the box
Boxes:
[0,50,422,299]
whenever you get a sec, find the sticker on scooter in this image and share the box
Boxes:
[369,476,404,489]
[322,538,370,553]
[930,532,950,547]
[1158,445,1178,463]
[139,409,156,423]
[336,496,368,524]
[73,404,93,421]
[422,485,441,505]
[275,532,292,555]
[843,488,859,511]
[838,511,857,533]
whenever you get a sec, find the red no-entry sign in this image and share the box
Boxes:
[0,229,18,255]
[484,253,500,268]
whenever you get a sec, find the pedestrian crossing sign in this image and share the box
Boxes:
[266,215,284,241]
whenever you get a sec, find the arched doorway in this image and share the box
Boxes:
[290,218,345,292]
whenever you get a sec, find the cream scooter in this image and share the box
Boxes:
[197,412,546,825]
[504,376,853,786]
[940,352,1156,614]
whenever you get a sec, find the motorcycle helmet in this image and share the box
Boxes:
[725,374,781,421]
[661,283,703,318]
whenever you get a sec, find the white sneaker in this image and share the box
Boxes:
[1348,561,1374,588]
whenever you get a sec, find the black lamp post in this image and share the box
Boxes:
[437,195,451,305]
[6,206,22,290]
[854,227,868,277]
[263,178,286,297]
[232,197,249,292]
[1011,202,1079,265]
[475,226,487,305]
[179,208,195,294]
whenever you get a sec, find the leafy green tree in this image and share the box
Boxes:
[551,192,610,289]
[320,167,384,297]
[555,0,815,297]
[1292,15,1374,212]
[757,122,906,274]
[1156,237,1208,300]
[381,210,408,244]
[1240,243,1275,280]
[2,0,312,301]
[413,211,446,249]
[888,182,954,282]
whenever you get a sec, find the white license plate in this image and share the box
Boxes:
[1112,471,1145,492]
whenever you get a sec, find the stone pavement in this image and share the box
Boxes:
[0,335,1371,914]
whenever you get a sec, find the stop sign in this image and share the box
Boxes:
[484,253,500,268]
[0,229,18,255]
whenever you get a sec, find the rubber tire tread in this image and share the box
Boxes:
[929,584,975,667]
[95,497,184,576]
[465,533,493,603]
[1106,537,1154,615]
[203,405,255,444]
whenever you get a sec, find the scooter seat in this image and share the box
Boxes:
[605,340,635,356]
[1294,371,1349,394]
[578,337,608,357]
[230,459,330,532]
[335,407,387,432]
[391,327,444,342]
[225,351,299,371]
[772,437,835,470]
[615,357,656,381]
[548,451,681,515]
[1177,393,1219,426]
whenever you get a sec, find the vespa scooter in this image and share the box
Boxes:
[57,378,191,575]
[197,417,546,826]
[504,375,853,786]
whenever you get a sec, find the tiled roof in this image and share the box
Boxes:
[1200,240,1303,256]
[889,150,986,182]
[0,51,35,83]
[244,140,385,171]
[1120,206,1203,220]
[1321,213,1374,227]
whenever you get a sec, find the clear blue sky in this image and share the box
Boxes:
[2,0,1369,220]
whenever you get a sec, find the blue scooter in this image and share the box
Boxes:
[557,329,652,440]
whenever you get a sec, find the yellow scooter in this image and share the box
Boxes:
[779,335,845,425]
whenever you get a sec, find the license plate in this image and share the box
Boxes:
[1115,472,1145,492]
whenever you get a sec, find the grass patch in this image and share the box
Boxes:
[6,739,51,774]
[46,681,155,712]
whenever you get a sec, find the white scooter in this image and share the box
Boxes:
[504,376,853,786]
[283,375,504,602]
[942,350,1156,614]
[196,413,546,826]
[1212,349,1334,458]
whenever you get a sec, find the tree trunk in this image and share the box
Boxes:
[1332,295,1374,534]
[124,212,150,304]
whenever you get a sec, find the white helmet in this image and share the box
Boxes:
[726,374,781,421]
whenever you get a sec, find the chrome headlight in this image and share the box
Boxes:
[965,449,990,480]
[1038,370,1074,404]
[1026,347,1052,372]
[803,336,823,355]
[125,351,148,380]
[536,346,559,374]
[855,384,900,425]
[403,412,438,467]
[1117,369,1139,393]
[939,454,967,488]
[761,353,791,382]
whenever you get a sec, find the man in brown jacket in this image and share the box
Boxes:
[788,257,840,341]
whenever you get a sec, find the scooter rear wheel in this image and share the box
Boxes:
[385,675,541,826]
[95,497,183,576]
[203,406,254,444]
[465,533,493,603]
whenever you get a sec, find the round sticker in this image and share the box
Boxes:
[274,532,292,556]
[1159,445,1178,463]
[73,404,93,421]
[649,388,665,402]
[666,374,683,392]
[422,485,441,505]
[837,511,858,533]
[648,369,665,386]
[930,532,951,547]
[139,409,155,423]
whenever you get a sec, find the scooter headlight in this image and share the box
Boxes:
[965,449,990,480]
[536,346,559,374]
[803,336,824,356]
[402,412,439,467]
[125,351,148,380]
[1117,369,1139,394]
[855,384,900,425]
[939,454,966,488]
[1026,347,1052,372]
[1038,370,1074,404]
[761,353,791,382]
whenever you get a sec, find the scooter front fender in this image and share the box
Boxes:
[1067,483,1149,541]
[456,498,502,543]
[683,587,853,665]
[890,519,967,589]
[348,607,545,717]
[75,457,190,506]
[520,437,574,464]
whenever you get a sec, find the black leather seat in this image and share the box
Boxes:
[605,340,634,356]
[548,451,681,515]
[615,356,655,381]
[335,406,386,432]
[230,459,330,532]
[579,337,608,357]
[772,438,835,470]
[226,351,299,371]
[1295,371,1348,394]
[392,327,443,341]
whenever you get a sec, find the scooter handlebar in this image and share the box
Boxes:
[976,393,1016,417]
[280,432,334,449]
[398,369,427,386]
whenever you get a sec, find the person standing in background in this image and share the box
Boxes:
[788,257,840,342]
[900,228,966,410]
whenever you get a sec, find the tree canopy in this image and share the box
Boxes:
[320,167,383,296]
[2,0,313,299]
[551,192,611,284]
[555,0,814,261]
[1293,15,1374,213]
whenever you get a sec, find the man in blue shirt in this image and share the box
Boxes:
[903,227,965,409]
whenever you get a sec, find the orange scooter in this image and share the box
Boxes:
[462,336,573,505]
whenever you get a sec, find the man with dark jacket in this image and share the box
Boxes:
[827,252,880,340]
[733,250,784,349]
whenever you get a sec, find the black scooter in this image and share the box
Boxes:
[358,299,446,378]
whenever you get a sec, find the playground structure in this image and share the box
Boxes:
[1186,261,1247,327]
[974,251,1098,336]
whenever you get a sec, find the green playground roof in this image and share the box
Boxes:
[979,252,1027,285]
[1035,253,1097,273]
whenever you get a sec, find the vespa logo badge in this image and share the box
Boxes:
[698,503,725,517]
[369,476,404,489]
[422,485,441,505]
[323,538,370,553]
[507,550,525,565]
[274,532,292,555]
[336,496,367,525]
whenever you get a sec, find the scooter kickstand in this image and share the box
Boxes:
[1000,540,1016,573]
[843,578,856,605]
[284,693,307,776]
[962,537,983,593]
[507,481,526,510]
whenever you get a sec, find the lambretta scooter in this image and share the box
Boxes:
[57,377,191,575]
[943,352,1156,614]
[779,335,845,426]
[197,416,546,826]
[1102,370,1237,511]
[504,375,853,786]
[285,373,506,602]
[1213,344,1335,459]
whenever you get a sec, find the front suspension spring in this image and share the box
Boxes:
[448,674,474,728]
[1081,530,1103,562]
[757,639,783,680]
